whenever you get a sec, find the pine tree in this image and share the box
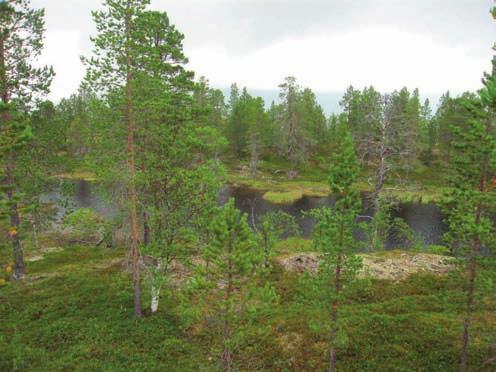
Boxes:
[246,97,266,174]
[366,89,419,218]
[193,76,227,132]
[226,88,266,166]
[198,199,277,372]
[398,87,421,177]
[228,83,239,115]
[83,0,151,318]
[442,73,496,372]
[435,92,476,164]
[256,211,299,267]
[303,128,363,371]
[419,98,436,165]
[0,0,54,280]
[226,87,250,157]
[278,76,311,174]
[298,88,327,156]
[192,79,228,160]
[84,2,225,317]
[340,85,382,162]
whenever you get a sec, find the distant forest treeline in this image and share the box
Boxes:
[35,75,469,177]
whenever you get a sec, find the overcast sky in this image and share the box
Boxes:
[32,0,496,105]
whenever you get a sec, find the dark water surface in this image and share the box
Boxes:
[42,179,116,221]
[53,180,447,249]
[219,185,447,248]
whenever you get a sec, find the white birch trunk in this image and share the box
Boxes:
[151,285,160,313]
[150,261,162,314]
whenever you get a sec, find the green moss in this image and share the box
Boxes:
[274,237,313,255]
[0,246,211,371]
[382,186,452,204]
[229,168,330,205]
[234,158,496,207]
[227,161,452,205]
[2,242,494,371]
[267,257,495,371]
[364,249,416,259]
[263,190,304,204]
[281,181,329,197]
[53,169,97,182]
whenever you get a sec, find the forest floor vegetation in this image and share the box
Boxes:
[1,242,495,370]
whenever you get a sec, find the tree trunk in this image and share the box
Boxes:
[32,222,39,250]
[150,260,162,314]
[460,149,489,371]
[0,35,25,281]
[222,252,234,372]
[460,238,477,372]
[127,95,141,318]
[150,284,160,314]
[370,132,387,216]
[7,162,25,280]
[222,320,232,372]
[249,133,258,176]
[328,263,342,372]
[369,146,387,250]
[143,210,150,246]
[4,153,26,281]
[125,42,141,317]
[328,246,343,371]
[287,87,298,173]
[369,117,389,251]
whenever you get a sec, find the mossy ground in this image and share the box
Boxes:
[0,246,209,371]
[1,244,495,371]
[227,159,330,204]
[227,159,452,204]
[1,161,492,370]
[52,169,97,182]
[274,236,314,255]
[263,190,304,204]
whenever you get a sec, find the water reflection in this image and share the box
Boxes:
[221,185,447,248]
[51,181,448,249]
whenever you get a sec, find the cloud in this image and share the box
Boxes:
[189,26,491,93]
[29,0,496,101]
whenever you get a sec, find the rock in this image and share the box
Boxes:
[26,255,44,262]
[275,251,453,281]
[277,253,319,274]
[26,247,64,262]
[286,170,298,179]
